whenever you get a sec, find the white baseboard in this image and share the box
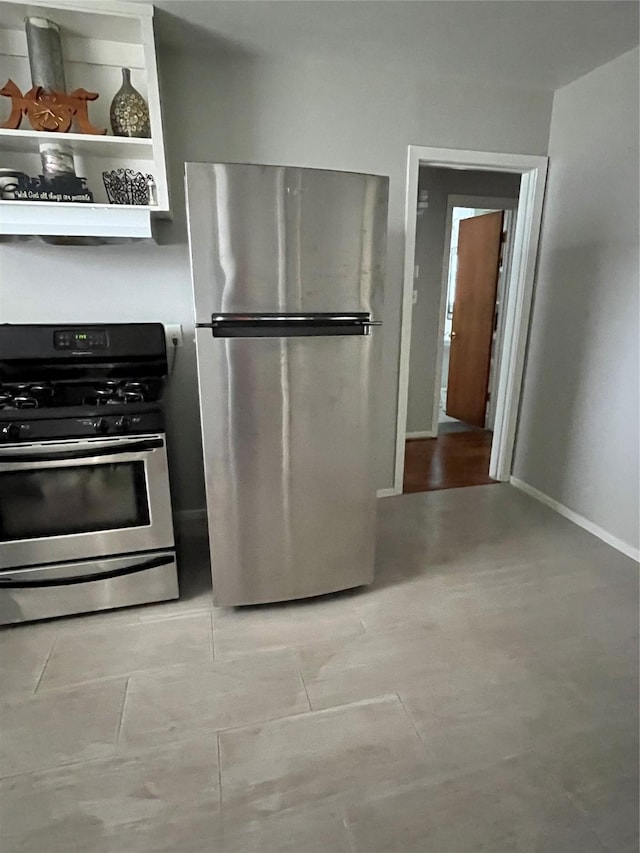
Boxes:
[406,430,436,439]
[377,487,399,499]
[510,477,640,562]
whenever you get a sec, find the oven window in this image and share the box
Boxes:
[0,463,150,541]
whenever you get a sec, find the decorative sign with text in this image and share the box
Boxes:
[13,174,94,203]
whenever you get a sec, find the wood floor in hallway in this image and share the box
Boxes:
[403,430,496,493]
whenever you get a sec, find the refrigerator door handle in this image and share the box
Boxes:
[197,314,381,338]
[201,313,379,324]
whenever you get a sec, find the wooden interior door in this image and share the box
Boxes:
[446,211,504,428]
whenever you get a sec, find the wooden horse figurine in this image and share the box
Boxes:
[0,79,28,129]
[1,78,106,135]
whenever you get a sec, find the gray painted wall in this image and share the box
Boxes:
[407,167,521,433]
[514,47,639,552]
[0,43,553,510]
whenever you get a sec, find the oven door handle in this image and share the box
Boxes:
[0,438,163,464]
[0,554,175,588]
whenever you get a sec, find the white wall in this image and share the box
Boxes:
[514,47,640,553]
[407,168,521,433]
[0,42,553,509]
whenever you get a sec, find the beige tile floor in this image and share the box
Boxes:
[0,484,638,852]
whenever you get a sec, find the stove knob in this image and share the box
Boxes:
[95,418,110,435]
[115,416,131,433]
[1,423,20,442]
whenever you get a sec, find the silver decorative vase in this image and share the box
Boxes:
[109,68,150,138]
[25,16,76,181]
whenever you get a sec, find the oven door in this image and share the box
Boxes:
[0,434,174,570]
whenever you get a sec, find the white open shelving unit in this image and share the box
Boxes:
[0,0,169,238]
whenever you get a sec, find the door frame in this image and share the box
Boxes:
[435,194,518,437]
[394,146,548,494]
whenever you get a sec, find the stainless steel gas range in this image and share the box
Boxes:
[0,323,179,625]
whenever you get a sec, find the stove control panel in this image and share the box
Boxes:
[54,329,109,351]
[1,423,21,442]
[81,414,147,437]
[0,411,164,443]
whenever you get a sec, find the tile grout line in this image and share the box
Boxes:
[208,694,405,738]
[335,794,359,853]
[32,633,58,695]
[395,692,426,746]
[210,610,216,662]
[114,676,130,750]
[136,607,213,625]
[29,668,179,695]
[0,729,227,783]
[0,752,109,782]
[216,731,224,836]
[294,650,313,712]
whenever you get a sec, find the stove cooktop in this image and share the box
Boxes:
[0,323,169,443]
[0,379,163,412]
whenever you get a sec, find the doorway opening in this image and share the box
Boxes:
[394,147,548,496]
[404,188,519,493]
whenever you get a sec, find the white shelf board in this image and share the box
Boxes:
[1,2,148,43]
[0,200,163,211]
[0,128,154,158]
[0,200,152,237]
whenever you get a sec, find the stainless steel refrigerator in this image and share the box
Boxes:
[186,163,388,606]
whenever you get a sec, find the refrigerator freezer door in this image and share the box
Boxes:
[186,163,388,320]
[195,327,378,605]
